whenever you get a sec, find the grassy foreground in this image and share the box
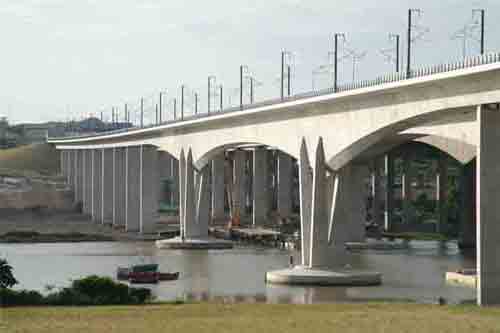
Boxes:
[2,303,500,333]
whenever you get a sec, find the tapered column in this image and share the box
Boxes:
[253,148,269,226]
[277,152,293,218]
[384,153,394,232]
[91,149,103,223]
[74,150,84,204]
[476,104,500,306]
[83,150,93,215]
[184,149,196,237]
[101,149,114,224]
[125,146,141,232]
[436,153,448,234]
[233,150,247,223]
[211,153,226,222]
[113,148,126,227]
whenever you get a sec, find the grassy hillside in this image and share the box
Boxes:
[0,143,60,177]
[4,303,500,333]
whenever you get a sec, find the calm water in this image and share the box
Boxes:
[0,240,476,304]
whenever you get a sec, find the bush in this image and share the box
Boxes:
[0,288,44,306]
[0,275,152,306]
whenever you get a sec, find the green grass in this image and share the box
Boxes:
[0,143,60,177]
[3,303,500,333]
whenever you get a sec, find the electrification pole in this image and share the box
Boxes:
[220,85,223,111]
[181,85,184,120]
[173,98,177,120]
[240,65,244,109]
[250,77,254,104]
[406,9,421,78]
[140,98,144,127]
[473,9,485,55]
[334,34,344,92]
[391,34,400,72]
[195,93,198,115]
[287,65,291,96]
[281,51,285,99]
[159,92,163,123]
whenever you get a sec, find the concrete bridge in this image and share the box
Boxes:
[50,53,500,305]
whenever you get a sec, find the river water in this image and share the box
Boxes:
[0,240,476,304]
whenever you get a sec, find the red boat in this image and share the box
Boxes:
[117,264,180,284]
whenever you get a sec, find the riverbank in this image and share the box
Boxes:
[4,303,499,332]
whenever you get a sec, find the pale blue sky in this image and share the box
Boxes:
[0,0,498,123]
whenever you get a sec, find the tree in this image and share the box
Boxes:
[0,259,18,289]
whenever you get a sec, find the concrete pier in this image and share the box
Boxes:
[266,137,381,286]
[113,148,126,227]
[67,150,75,188]
[211,153,226,222]
[253,148,269,226]
[91,149,102,223]
[101,149,114,224]
[125,146,141,232]
[83,150,92,215]
[476,104,500,306]
[140,145,158,234]
[277,152,292,218]
[74,150,84,205]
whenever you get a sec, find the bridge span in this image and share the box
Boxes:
[50,54,500,305]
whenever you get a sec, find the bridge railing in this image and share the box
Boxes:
[48,52,500,141]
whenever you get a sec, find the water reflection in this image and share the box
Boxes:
[0,240,476,304]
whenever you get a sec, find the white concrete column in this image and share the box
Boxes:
[67,150,75,188]
[74,150,84,205]
[184,149,196,237]
[140,145,158,234]
[125,146,141,232]
[299,139,313,267]
[436,153,448,234]
[233,150,247,223]
[253,148,269,226]
[82,149,93,215]
[476,104,500,306]
[60,150,66,177]
[277,152,293,218]
[211,153,226,222]
[101,149,114,224]
[384,153,394,232]
[91,149,103,223]
[113,148,126,227]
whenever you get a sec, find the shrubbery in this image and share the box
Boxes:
[0,275,152,306]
